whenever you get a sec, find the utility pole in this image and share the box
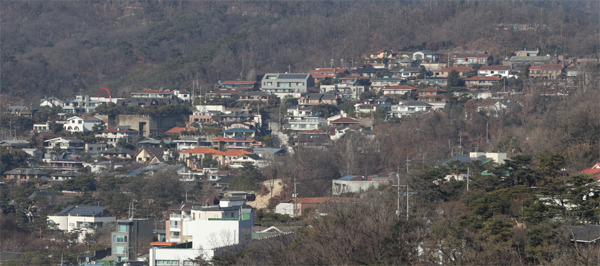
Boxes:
[466,167,470,191]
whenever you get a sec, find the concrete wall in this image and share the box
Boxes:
[116,114,186,137]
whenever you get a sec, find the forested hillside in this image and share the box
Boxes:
[1,0,598,103]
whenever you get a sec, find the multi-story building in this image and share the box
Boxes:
[65,116,104,133]
[150,198,254,265]
[220,80,257,91]
[529,64,564,79]
[48,205,116,243]
[389,101,433,118]
[288,117,325,131]
[261,73,314,98]
[44,137,85,151]
[453,53,493,66]
[165,202,193,243]
[477,65,513,78]
[96,126,139,147]
[464,76,502,89]
[111,218,154,263]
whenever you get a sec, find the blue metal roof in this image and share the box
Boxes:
[339,175,360,181]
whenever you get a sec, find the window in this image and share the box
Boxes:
[113,235,127,242]
[118,224,128,232]
[156,261,179,265]
[113,246,125,254]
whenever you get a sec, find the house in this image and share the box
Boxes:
[298,93,340,106]
[330,117,359,128]
[86,143,108,153]
[21,148,43,158]
[412,50,442,62]
[165,202,194,243]
[150,200,253,264]
[135,147,167,164]
[65,115,104,133]
[417,77,448,87]
[275,197,349,217]
[97,126,139,147]
[310,73,335,83]
[237,91,279,105]
[579,162,600,180]
[44,137,85,151]
[111,218,154,263]
[0,140,30,150]
[417,87,447,103]
[381,85,418,97]
[211,137,262,150]
[453,53,493,66]
[296,129,332,149]
[33,122,50,132]
[464,76,502,89]
[436,152,508,167]
[48,205,116,243]
[504,55,554,68]
[287,105,313,118]
[434,66,474,78]
[515,49,540,57]
[173,90,191,102]
[308,67,347,76]
[529,64,564,79]
[207,89,241,99]
[371,77,405,91]
[4,168,48,184]
[332,175,395,195]
[319,84,367,100]
[40,97,65,108]
[477,65,513,78]
[392,66,422,79]
[224,127,255,138]
[7,106,33,117]
[260,73,314,98]
[220,80,257,91]
[130,89,174,99]
[339,74,370,86]
[389,101,433,118]
[571,225,600,244]
[288,117,326,131]
[354,102,379,113]
[100,147,136,160]
[62,95,110,114]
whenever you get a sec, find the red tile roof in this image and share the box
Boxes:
[529,64,563,70]
[180,147,220,154]
[165,127,195,134]
[439,66,474,72]
[579,162,600,179]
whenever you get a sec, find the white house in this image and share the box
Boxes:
[477,65,514,78]
[332,175,395,196]
[48,205,116,243]
[261,73,314,98]
[96,126,139,147]
[44,137,85,151]
[389,101,433,118]
[287,117,325,131]
[150,198,254,265]
[65,116,104,133]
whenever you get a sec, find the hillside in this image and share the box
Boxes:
[1,1,598,103]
